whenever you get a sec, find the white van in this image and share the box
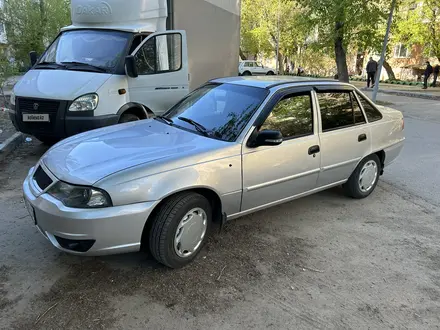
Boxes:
[9,0,240,144]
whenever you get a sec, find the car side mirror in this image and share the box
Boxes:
[29,51,38,66]
[249,129,283,148]
[125,55,138,78]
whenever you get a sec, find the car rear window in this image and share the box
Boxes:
[356,92,383,122]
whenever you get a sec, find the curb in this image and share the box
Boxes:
[361,88,440,101]
[0,132,24,163]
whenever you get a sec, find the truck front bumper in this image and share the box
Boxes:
[10,98,119,140]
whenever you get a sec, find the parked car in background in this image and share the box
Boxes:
[239,60,276,76]
[23,76,404,268]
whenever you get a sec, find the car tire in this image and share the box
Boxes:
[266,71,275,75]
[149,192,212,268]
[35,136,60,146]
[242,71,252,76]
[343,154,381,199]
[119,113,140,123]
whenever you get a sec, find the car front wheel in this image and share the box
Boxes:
[149,192,211,268]
[343,154,381,199]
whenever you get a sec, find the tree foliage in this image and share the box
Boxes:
[298,0,391,81]
[0,0,71,67]
[394,0,440,61]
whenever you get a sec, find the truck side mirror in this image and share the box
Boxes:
[125,55,138,78]
[29,51,38,66]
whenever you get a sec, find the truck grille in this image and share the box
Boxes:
[33,166,53,191]
[17,98,64,136]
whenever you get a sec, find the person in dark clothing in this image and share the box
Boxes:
[423,61,433,89]
[431,64,439,87]
[366,57,378,88]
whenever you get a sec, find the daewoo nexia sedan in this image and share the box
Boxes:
[23,77,405,268]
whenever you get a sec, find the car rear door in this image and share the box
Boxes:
[241,87,321,212]
[315,86,372,187]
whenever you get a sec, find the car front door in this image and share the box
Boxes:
[315,87,371,187]
[241,87,321,212]
[254,62,266,75]
[127,30,189,115]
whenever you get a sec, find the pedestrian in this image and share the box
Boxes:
[366,57,378,88]
[423,61,433,89]
[431,64,439,87]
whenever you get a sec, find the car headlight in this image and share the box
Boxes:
[68,93,99,112]
[48,181,112,208]
[10,90,16,106]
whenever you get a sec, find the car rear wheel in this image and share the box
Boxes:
[266,71,275,75]
[149,192,211,268]
[343,154,381,199]
[119,113,141,123]
[242,71,252,76]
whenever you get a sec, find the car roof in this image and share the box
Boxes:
[211,76,346,89]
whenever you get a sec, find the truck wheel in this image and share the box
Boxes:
[149,192,211,268]
[343,154,381,199]
[119,113,140,123]
[242,71,252,76]
[35,136,60,146]
[266,71,275,75]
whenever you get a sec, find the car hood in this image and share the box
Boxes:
[13,69,112,100]
[41,120,232,185]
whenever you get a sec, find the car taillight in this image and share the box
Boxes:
[401,118,405,130]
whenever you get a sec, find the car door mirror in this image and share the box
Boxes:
[125,55,138,78]
[250,130,283,148]
[29,51,38,66]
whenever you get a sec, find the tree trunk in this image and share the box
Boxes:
[383,60,396,80]
[334,22,349,82]
[239,48,246,60]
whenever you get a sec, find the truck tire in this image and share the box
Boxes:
[343,154,381,199]
[242,71,252,76]
[149,192,211,268]
[119,113,140,123]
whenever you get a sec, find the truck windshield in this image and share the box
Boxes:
[37,30,131,73]
[164,83,268,142]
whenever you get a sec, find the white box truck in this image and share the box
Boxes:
[9,0,240,144]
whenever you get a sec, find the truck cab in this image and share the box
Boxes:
[9,0,240,144]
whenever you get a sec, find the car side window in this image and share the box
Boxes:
[356,92,383,122]
[261,93,313,139]
[135,33,182,75]
[318,91,365,131]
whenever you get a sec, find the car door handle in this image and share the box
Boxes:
[308,145,320,155]
[358,134,367,142]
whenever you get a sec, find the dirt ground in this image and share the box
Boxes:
[1,94,440,329]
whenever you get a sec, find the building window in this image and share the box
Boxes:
[394,43,410,58]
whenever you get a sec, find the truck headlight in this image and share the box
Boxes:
[10,90,16,106]
[48,182,112,208]
[68,93,99,112]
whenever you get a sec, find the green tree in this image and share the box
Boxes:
[395,0,440,61]
[299,0,390,82]
[0,0,70,67]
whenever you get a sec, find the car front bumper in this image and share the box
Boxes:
[23,167,159,256]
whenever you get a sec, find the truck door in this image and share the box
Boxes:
[127,30,189,115]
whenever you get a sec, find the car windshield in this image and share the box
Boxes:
[38,30,131,72]
[164,83,268,142]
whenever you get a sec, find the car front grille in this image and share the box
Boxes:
[33,166,53,191]
[19,98,60,114]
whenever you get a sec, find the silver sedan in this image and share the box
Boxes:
[23,77,405,268]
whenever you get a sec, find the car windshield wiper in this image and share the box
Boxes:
[61,61,108,73]
[155,116,174,125]
[177,117,210,136]
[35,62,66,69]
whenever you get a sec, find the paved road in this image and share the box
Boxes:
[1,93,440,329]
